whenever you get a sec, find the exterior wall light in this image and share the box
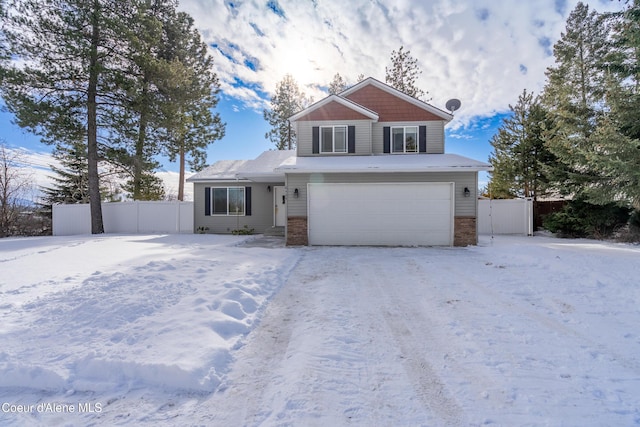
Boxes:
[464,187,471,198]
[267,185,271,192]
[294,188,299,198]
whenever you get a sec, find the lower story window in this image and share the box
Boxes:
[212,187,245,215]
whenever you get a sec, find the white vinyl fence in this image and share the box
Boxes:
[53,201,193,236]
[478,198,533,236]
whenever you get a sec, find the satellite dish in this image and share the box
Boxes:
[445,98,462,114]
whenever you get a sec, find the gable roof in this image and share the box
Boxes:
[340,77,454,122]
[289,94,378,122]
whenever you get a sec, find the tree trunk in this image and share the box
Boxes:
[87,0,104,234]
[134,80,150,200]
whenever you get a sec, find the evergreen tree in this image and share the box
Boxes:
[385,46,428,100]
[542,2,610,196]
[328,72,347,95]
[579,1,640,210]
[40,144,91,206]
[158,11,225,201]
[0,0,136,233]
[0,0,7,62]
[263,74,310,150]
[487,90,556,200]
[110,0,173,200]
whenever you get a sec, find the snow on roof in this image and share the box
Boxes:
[186,160,249,181]
[275,153,493,173]
[188,150,490,182]
[187,150,296,182]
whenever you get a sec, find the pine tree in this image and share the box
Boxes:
[579,1,640,210]
[488,90,556,200]
[328,72,347,95]
[110,0,172,200]
[40,144,91,206]
[385,46,428,100]
[0,0,7,63]
[542,2,610,196]
[157,11,225,201]
[0,0,137,233]
[263,74,310,150]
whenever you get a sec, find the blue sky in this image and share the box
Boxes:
[0,0,625,193]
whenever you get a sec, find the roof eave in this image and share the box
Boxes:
[275,166,493,174]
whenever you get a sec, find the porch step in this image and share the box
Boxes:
[264,226,285,237]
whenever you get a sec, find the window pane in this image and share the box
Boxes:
[405,127,418,152]
[212,188,227,214]
[392,128,404,152]
[334,126,347,152]
[321,127,333,152]
[228,187,245,215]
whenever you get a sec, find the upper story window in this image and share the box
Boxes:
[392,126,418,153]
[321,126,347,153]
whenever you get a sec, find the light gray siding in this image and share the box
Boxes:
[371,121,445,154]
[426,121,445,154]
[286,172,477,218]
[296,120,372,156]
[193,181,281,233]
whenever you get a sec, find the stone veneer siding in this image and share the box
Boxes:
[288,215,477,247]
[454,216,477,247]
[287,216,308,245]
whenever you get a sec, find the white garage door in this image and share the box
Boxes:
[308,182,454,246]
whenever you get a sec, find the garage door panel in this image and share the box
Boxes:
[308,182,453,246]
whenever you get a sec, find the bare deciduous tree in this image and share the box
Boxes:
[0,143,33,237]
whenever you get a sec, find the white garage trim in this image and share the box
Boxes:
[307,182,454,246]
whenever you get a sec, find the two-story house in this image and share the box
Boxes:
[187,77,491,246]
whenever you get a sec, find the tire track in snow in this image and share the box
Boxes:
[359,257,466,427]
[199,248,435,425]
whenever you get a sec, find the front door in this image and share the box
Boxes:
[274,186,286,226]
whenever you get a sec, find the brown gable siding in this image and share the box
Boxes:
[295,101,371,121]
[345,84,442,122]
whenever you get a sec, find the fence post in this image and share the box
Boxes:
[526,198,534,236]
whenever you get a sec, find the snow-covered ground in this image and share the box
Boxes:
[1,234,639,426]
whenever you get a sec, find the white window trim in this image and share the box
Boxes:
[211,186,245,216]
[391,126,419,154]
[320,125,348,153]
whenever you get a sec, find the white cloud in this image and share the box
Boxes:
[179,0,624,124]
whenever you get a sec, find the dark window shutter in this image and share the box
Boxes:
[348,126,356,153]
[312,126,319,154]
[245,187,252,216]
[204,187,211,216]
[383,127,390,153]
[419,125,427,153]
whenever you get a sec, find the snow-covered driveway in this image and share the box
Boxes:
[1,235,639,426]
[194,239,640,426]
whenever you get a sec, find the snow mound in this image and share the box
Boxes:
[0,234,300,393]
